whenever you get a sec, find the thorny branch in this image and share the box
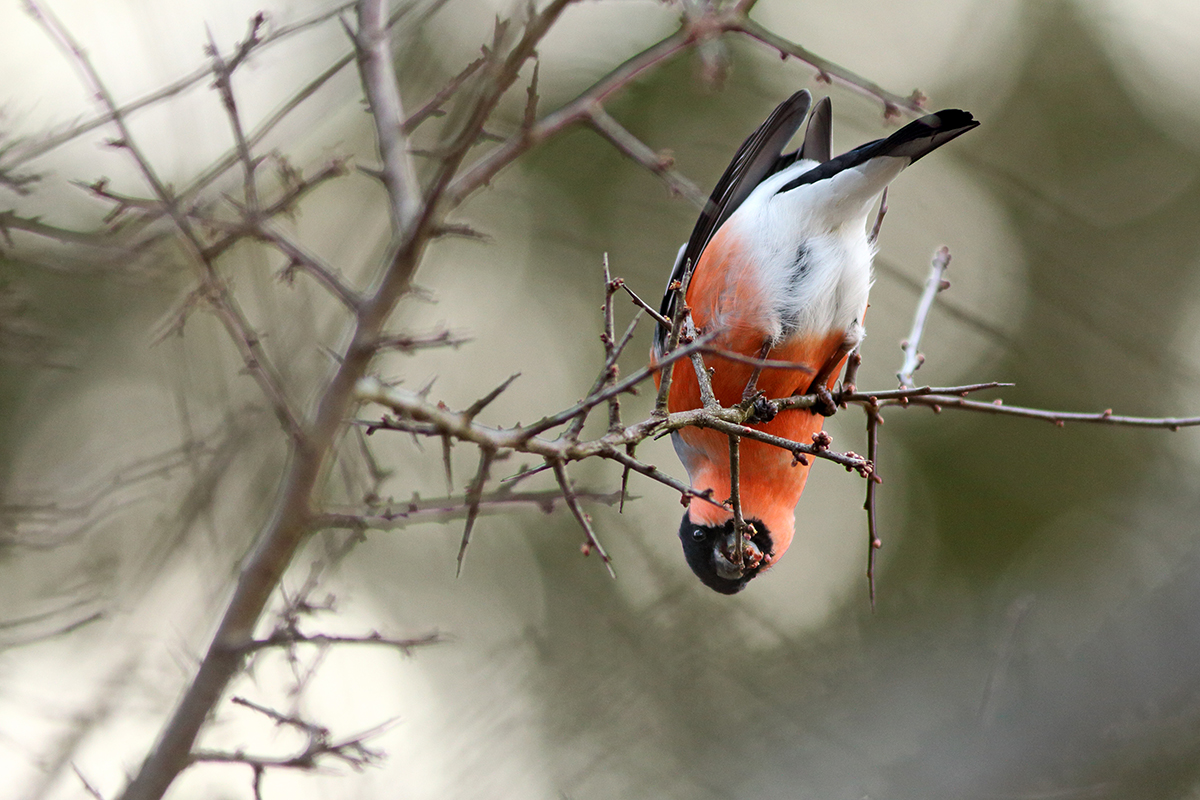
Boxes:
[10,1,1200,799]
[898,245,951,387]
[190,696,392,772]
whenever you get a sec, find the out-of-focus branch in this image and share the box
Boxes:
[898,246,950,387]
[586,107,708,208]
[27,0,303,440]
[734,17,926,118]
[240,630,443,655]
[863,401,882,610]
[190,696,390,772]
[354,0,421,238]
[317,487,625,530]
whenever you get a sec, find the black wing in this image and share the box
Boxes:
[776,109,977,194]
[655,91,812,351]
[799,96,832,163]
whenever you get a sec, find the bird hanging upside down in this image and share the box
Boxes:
[653,90,977,594]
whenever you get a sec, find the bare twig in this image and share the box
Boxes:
[898,246,950,388]
[864,402,882,610]
[317,487,624,530]
[354,0,421,238]
[447,27,691,205]
[401,55,486,134]
[373,329,471,353]
[464,373,521,420]
[206,22,263,213]
[621,282,673,329]
[260,223,361,311]
[522,330,716,438]
[587,106,708,207]
[551,460,615,577]
[734,17,925,118]
[887,394,1200,430]
[456,447,495,575]
[653,261,696,415]
[191,697,391,772]
[73,765,105,800]
[241,630,443,655]
[868,186,888,245]
[27,0,303,439]
[728,434,748,564]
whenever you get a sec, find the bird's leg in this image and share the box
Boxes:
[741,340,778,423]
[741,340,773,402]
[805,332,860,417]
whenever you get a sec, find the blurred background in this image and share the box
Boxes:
[4,0,1200,797]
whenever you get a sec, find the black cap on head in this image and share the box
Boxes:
[678,513,774,594]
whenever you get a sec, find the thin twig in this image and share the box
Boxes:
[728,434,747,564]
[551,460,615,577]
[401,55,486,134]
[206,22,263,213]
[868,186,888,245]
[653,260,696,415]
[522,331,716,438]
[898,246,950,388]
[259,223,361,311]
[27,0,303,439]
[587,106,708,208]
[734,17,925,118]
[864,401,882,610]
[373,329,471,353]
[456,448,495,575]
[73,765,105,800]
[886,395,1200,430]
[354,0,421,238]
[621,282,673,329]
[464,373,521,420]
[241,630,443,655]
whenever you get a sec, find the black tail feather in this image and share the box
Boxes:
[776,110,978,194]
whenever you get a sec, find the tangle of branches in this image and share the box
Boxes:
[4,1,1200,799]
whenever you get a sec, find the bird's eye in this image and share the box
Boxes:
[691,528,707,542]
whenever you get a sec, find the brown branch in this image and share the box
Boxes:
[372,329,471,353]
[4,4,361,167]
[566,259,636,441]
[587,106,708,208]
[354,0,421,238]
[551,460,615,577]
[241,630,443,655]
[316,487,625,530]
[887,394,1200,430]
[401,55,486,135]
[898,246,951,387]
[653,260,697,415]
[199,158,353,260]
[206,24,262,213]
[447,27,692,205]
[621,282,673,329]
[864,401,882,610]
[260,223,361,311]
[868,186,888,245]
[421,0,580,218]
[522,330,716,438]
[190,697,391,772]
[734,17,925,118]
[456,447,495,575]
[27,1,303,440]
[728,434,748,564]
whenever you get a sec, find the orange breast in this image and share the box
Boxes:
[656,228,852,562]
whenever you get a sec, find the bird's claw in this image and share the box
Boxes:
[745,393,777,424]
[811,385,837,417]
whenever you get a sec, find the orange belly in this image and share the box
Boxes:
[655,227,850,562]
